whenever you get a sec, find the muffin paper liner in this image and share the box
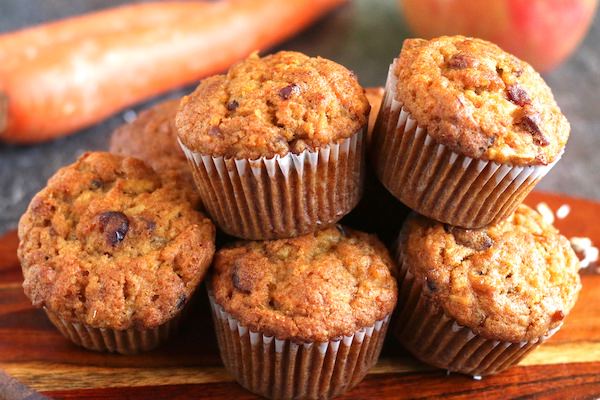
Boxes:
[179,129,365,240]
[392,245,561,377]
[371,60,560,228]
[208,293,389,399]
[44,307,183,355]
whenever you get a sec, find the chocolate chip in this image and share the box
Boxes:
[519,112,549,146]
[175,294,187,310]
[336,224,348,237]
[98,211,129,246]
[447,226,494,251]
[507,84,531,107]
[426,278,437,292]
[208,126,222,137]
[90,179,103,189]
[447,53,475,69]
[279,83,300,100]
[226,100,239,111]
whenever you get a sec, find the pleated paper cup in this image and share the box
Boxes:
[179,129,365,240]
[371,60,560,229]
[392,244,561,377]
[208,293,389,399]
[44,307,184,355]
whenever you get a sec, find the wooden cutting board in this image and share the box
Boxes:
[1,191,599,399]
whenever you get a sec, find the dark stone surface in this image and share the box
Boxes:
[0,0,598,234]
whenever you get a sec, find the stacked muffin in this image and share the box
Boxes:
[16,36,582,399]
[370,36,581,376]
[174,51,398,399]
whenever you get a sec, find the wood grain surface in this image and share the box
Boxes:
[0,191,599,399]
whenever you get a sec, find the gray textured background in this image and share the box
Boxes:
[1,0,599,235]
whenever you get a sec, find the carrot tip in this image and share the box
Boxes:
[0,92,6,136]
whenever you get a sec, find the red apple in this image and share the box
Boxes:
[399,0,598,72]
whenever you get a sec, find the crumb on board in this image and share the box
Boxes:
[556,204,571,219]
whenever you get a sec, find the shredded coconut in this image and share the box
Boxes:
[555,204,571,219]
[536,202,554,225]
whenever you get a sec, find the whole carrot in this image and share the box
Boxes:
[0,0,345,144]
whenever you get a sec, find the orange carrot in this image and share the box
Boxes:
[0,0,345,144]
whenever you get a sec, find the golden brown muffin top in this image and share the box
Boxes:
[395,36,569,166]
[109,99,200,206]
[398,205,581,342]
[176,51,370,159]
[211,226,397,342]
[18,152,216,330]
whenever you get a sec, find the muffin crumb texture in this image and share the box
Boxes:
[395,36,569,165]
[400,204,581,342]
[18,152,215,330]
[212,226,397,342]
[176,51,370,159]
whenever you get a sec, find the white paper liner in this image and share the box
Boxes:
[44,307,183,355]
[208,293,389,399]
[392,239,561,376]
[179,129,365,240]
[371,60,561,228]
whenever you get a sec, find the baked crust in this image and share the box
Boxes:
[398,204,581,342]
[211,226,397,342]
[176,51,370,159]
[18,152,215,330]
[395,36,569,166]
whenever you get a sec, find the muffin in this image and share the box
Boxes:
[372,36,569,228]
[109,99,201,207]
[393,204,581,376]
[18,152,216,354]
[176,51,370,240]
[209,226,397,399]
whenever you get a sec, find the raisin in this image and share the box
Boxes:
[447,53,475,69]
[279,83,300,100]
[232,262,253,293]
[98,211,129,246]
[226,100,239,111]
[519,112,549,146]
[507,84,531,107]
[208,126,222,137]
[551,310,565,322]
